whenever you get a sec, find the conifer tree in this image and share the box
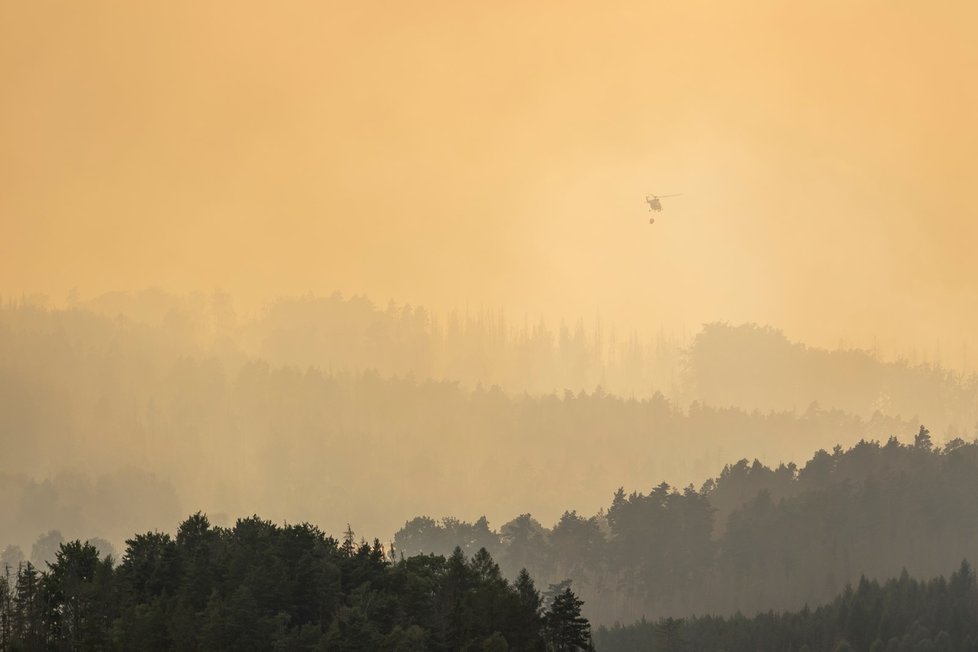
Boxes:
[544,587,592,651]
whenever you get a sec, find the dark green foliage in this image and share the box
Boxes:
[395,434,978,625]
[44,540,116,649]
[11,562,47,650]
[594,561,978,652]
[513,569,545,651]
[544,587,592,651]
[0,515,570,651]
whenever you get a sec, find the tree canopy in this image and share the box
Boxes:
[0,514,592,651]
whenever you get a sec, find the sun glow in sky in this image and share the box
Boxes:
[3,1,978,359]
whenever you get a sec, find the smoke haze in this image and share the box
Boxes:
[4,4,978,639]
[3,1,978,359]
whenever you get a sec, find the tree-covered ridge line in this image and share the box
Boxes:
[2,301,922,555]
[4,293,976,430]
[394,430,978,626]
[3,290,690,400]
[593,561,978,652]
[0,514,594,651]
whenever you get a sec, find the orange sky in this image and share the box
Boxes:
[3,1,978,363]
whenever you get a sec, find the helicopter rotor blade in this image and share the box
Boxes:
[656,194,682,198]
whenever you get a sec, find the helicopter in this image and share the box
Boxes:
[645,193,681,224]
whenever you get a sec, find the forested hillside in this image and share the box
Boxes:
[6,0,978,647]
[1,296,926,556]
[394,432,978,626]
[6,434,977,650]
[689,323,978,432]
[594,561,978,652]
[37,290,978,426]
[0,515,591,651]
[4,294,978,644]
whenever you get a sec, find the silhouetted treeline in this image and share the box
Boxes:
[594,561,978,652]
[1,297,919,553]
[77,289,687,398]
[691,323,978,435]
[395,432,978,626]
[0,514,594,651]
[55,291,978,428]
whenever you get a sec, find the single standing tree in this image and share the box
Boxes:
[46,540,113,650]
[513,568,544,651]
[13,562,46,649]
[543,587,592,652]
[914,425,933,451]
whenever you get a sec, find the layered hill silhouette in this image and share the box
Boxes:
[394,431,978,626]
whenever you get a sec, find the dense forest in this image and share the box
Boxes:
[3,292,978,648]
[11,290,975,423]
[6,0,978,647]
[4,437,978,650]
[2,294,939,556]
[393,432,978,626]
[0,514,592,651]
[594,561,978,651]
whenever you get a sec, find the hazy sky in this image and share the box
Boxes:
[3,1,977,360]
